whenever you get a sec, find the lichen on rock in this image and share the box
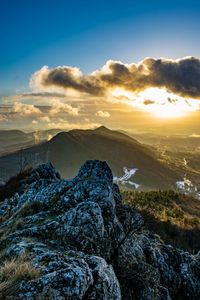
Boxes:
[0,160,199,299]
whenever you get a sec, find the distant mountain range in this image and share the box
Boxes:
[124,131,200,152]
[0,126,180,189]
[0,129,61,155]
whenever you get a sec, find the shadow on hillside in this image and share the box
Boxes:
[141,210,200,254]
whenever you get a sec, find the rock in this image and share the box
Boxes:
[76,160,113,185]
[23,163,61,183]
[0,160,199,299]
[19,252,94,300]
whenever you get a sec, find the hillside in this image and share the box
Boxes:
[0,130,30,151]
[0,160,199,299]
[0,129,61,156]
[121,131,200,190]
[0,126,180,189]
[122,190,200,252]
[37,126,181,189]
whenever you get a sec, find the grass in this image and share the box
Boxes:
[0,252,41,298]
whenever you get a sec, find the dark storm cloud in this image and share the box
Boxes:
[31,66,102,95]
[31,57,200,99]
[146,57,200,98]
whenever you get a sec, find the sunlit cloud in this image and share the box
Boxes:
[29,56,200,119]
[49,99,80,116]
[2,56,200,132]
[12,102,42,116]
[189,134,200,138]
[0,114,8,122]
[47,118,100,130]
[110,86,200,118]
[31,56,200,99]
[95,110,111,118]
[133,88,200,118]
[39,116,51,123]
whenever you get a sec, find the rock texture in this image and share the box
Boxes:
[0,160,199,299]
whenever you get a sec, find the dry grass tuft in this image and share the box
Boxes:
[0,252,41,298]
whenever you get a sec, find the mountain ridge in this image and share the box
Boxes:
[0,126,180,189]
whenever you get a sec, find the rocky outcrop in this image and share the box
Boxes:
[0,160,199,299]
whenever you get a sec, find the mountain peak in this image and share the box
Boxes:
[94,125,111,132]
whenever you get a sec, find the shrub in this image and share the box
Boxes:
[0,168,32,203]
[122,190,200,253]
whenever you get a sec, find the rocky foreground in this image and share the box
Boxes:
[0,160,199,299]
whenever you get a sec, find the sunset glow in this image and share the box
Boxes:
[136,88,200,118]
[111,87,200,119]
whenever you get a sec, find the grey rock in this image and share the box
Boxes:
[0,160,199,299]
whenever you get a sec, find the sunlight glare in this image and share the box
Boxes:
[111,87,200,118]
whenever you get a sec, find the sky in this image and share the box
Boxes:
[1,0,200,133]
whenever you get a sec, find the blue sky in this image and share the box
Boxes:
[1,0,200,96]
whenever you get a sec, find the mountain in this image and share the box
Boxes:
[47,126,180,189]
[0,129,61,156]
[0,129,29,147]
[0,126,180,189]
[0,161,199,299]
[124,131,200,152]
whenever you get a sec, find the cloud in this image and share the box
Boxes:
[0,114,8,122]
[30,65,101,95]
[12,102,42,116]
[0,92,69,107]
[21,92,65,98]
[95,110,111,118]
[30,56,200,99]
[47,118,100,130]
[39,116,51,122]
[49,99,79,116]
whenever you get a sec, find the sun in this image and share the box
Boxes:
[111,87,200,118]
[138,88,200,118]
[148,102,187,118]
